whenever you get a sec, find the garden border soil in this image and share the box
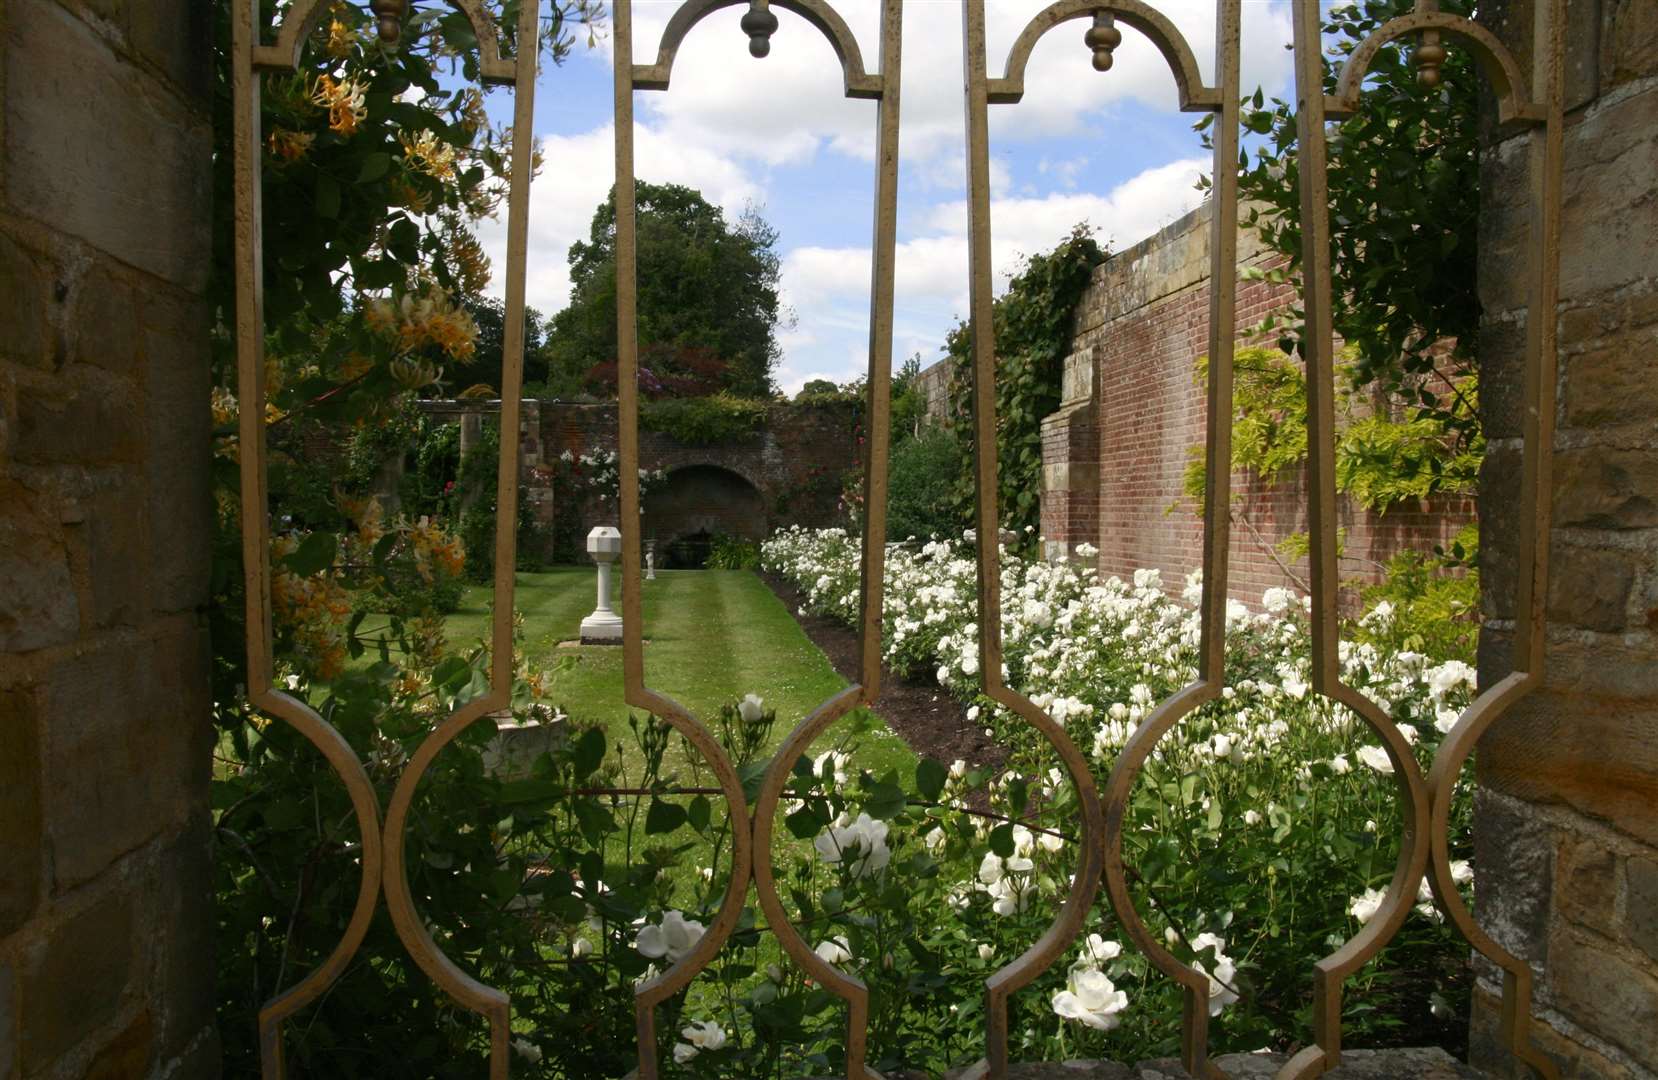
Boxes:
[759,570,1005,773]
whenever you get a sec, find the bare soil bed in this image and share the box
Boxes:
[759,570,1006,773]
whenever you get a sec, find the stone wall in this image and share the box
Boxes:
[0,0,217,1075]
[1470,0,1658,1076]
[409,399,856,559]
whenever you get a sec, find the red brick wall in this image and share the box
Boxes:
[1071,204,1473,599]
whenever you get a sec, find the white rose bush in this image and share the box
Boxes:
[353,526,1485,1078]
[751,526,1484,1065]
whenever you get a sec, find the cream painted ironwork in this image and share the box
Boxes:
[229,0,1567,1075]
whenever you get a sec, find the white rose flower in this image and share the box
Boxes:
[512,1037,542,1063]
[1330,754,1352,774]
[812,812,891,879]
[738,693,765,723]
[1078,933,1122,966]
[1356,744,1395,775]
[1348,887,1387,925]
[635,910,706,963]
[924,826,946,851]
[977,943,995,961]
[1051,967,1129,1030]
[814,936,852,965]
[1243,809,1262,826]
[1190,932,1240,1016]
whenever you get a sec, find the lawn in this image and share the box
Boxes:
[438,566,917,781]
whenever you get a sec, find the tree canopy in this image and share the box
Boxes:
[1205,0,1480,431]
[545,181,785,399]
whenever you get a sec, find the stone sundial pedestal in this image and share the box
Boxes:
[580,526,624,645]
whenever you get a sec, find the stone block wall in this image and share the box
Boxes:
[1470,0,1658,1076]
[0,0,217,1075]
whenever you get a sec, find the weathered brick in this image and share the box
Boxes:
[1600,0,1658,93]
[1550,930,1658,1070]
[1471,787,1554,964]
[127,0,211,104]
[1553,448,1658,530]
[0,231,48,370]
[87,484,148,628]
[19,890,134,1072]
[85,1010,152,1080]
[2,0,210,288]
[0,960,14,1080]
[0,688,42,938]
[1480,688,1658,848]
[1557,87,1658,302]
[70,262,141,377]
[1471,982,1636,1080]
[1547,544,1635,632]
[141,291,212,615]
[1626,856,1658,965]
[145,821,215,1058]
[40,625,210,890]
[0,479,79,653]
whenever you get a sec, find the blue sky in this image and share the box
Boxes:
[477,0,1299,393]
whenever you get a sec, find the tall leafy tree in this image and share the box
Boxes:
[547,181,785,398]
[1204,0,1481,435]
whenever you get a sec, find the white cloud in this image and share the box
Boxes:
[476,120,762,315]
[592,0,1292,178]
[778,156,1209,385]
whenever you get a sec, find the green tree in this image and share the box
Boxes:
[461,293,550,395]
[547,181,785,398]
[1205,0,1480,431]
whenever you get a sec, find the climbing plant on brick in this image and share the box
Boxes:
[942,224,1107,549]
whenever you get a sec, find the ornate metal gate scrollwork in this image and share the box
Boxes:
[232,0,539,1074]
[230,0,1567,1074]
[609,1,903,1076]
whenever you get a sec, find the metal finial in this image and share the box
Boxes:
[370,0,405,44]
[1414,31,1447,87]
[1084,11,1123,72]
[740,0,779,58]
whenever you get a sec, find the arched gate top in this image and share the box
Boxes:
[632,0,884,98]
[988,0,1222,110]
[1327,11,1545,125]
[252,0,518,83]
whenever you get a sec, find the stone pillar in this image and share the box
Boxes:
[1471,0,1658,1075]
[1040,346,1101,562]
[0,0,217,1074]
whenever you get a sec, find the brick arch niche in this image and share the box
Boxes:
[646,464,767,567]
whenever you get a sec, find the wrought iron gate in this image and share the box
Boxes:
[229,0,1567,1076]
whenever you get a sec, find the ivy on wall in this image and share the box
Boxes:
[639,393,768,445]
[942,225,1107,547]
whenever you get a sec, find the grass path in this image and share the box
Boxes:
[438,568,915,779]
